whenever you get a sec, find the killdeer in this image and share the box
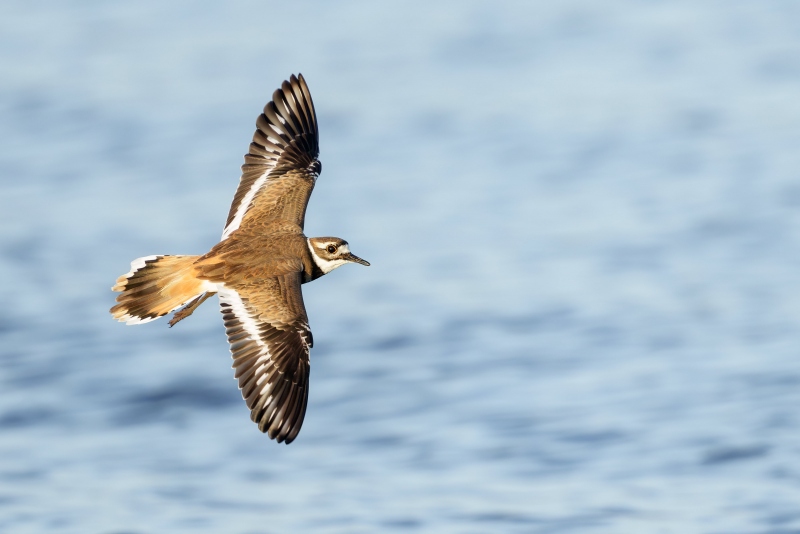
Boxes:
[110,74,369,444]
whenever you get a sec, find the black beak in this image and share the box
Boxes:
[344,252,370,266]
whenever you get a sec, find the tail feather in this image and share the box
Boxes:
[111,255,215,325]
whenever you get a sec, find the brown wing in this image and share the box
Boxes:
[217,274,312,444]
[221,73,320,240]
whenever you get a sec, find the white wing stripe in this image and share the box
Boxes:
[221,171,269,240]
[218,287,265,347]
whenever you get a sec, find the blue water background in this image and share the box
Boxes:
[3,1,800,532]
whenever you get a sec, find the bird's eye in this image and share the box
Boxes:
[326,245,337,254]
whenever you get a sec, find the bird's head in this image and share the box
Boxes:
[308,237,370,274]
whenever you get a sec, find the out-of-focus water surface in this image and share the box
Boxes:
[3,1,800,532]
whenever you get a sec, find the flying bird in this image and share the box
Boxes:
[110,74,369,444]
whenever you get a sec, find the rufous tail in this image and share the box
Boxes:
[110,255,214,325]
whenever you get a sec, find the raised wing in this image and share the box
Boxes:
[217,274,312,444]
[221,74,320,240]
